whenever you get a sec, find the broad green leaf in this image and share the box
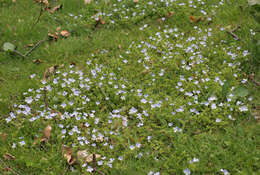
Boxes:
[248,0,260,5]
[3,42,15,52]
[233,86,249,97]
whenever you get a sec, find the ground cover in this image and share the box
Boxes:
[0,0,259,174]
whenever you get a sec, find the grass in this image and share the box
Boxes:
[0,0,260,174]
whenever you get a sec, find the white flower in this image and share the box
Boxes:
[129,145,135,150]
[25,96,33,104]
[216,118,222,123]
[129,107,138,114]
[239,106,248,112]
[183,168,191,175]
[19,141,26,146]
[141,98,147,103]
[220,169,230,175]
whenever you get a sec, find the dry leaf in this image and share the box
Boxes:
[33,59,43,64]
[49,4,63,14]
[34,0,49,6]
[3,153,15,160]
[62,146,76,165]
[86,153,101,163]
[95,17,105,28]
[12,0,16,3]
[60,30,70,37]
[0,133,7,141]
[189,15,196,22]
[43,65,58,81]
[56,26,61,32]
[48,33,58,41]
[166,11,174,18]
[43,125,52,140]
[77,150,89,160]
[24,43,34,48]
[84,0,92,4]
[189,16,203,23]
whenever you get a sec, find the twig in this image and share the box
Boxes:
[226,31,240,40]
[0,158,21,175]
[32,1,45,29]
[25,38,47,56]
[226,25,241,41]
[13,50,26,58]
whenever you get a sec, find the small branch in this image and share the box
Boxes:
[32,1,45,29]
[25,38,47,56]
[0,158,21,175]
[226,25,241,41]
[226,31,240,40]
[13,50,26,58]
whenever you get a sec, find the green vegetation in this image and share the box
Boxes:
[0,0,259,174]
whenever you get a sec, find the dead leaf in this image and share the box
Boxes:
[77,150,89,160]
[165,11,174,18]
[43,65,58,80]
[49,4,63,14]
[189,16,203,23]
[3,153,15,160]
[24,43,34,48]
[33,59,43,64]
[34,0,49,6]
[42,125,52,141]
[0,133,7,141]
[95,17,105,28]
[62,146,76,165]
[48,33,58,41]
[84,0,92,4]
[86,153,101,163]
[56,26,61,32]
[60,30,70,37]
[12,0,16,3]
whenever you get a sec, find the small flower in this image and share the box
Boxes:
[129,145,135,150]
[239,106,248,112]
[183,168,191,175]
[220,169,230,175]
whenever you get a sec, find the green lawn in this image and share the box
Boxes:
[0,0,259,174]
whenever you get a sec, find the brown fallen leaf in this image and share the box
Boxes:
[95,17,105,28]
[189,15,203,23]
[33,59,43,64]
[0,133,7,141]
[165,11,174,18]
[56,26,61,32]
[77,150,89,161]
[86,153,101,163]
[3,153,15,160]
[42,125,52,141]
[62,146,76,165]
[60,30,70,37]
[24,43,34,48]
[48,32,58,41]
[34,0,49,6]
[43,65,59,81]
[49,4,63,14]
[84,0,92,4]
